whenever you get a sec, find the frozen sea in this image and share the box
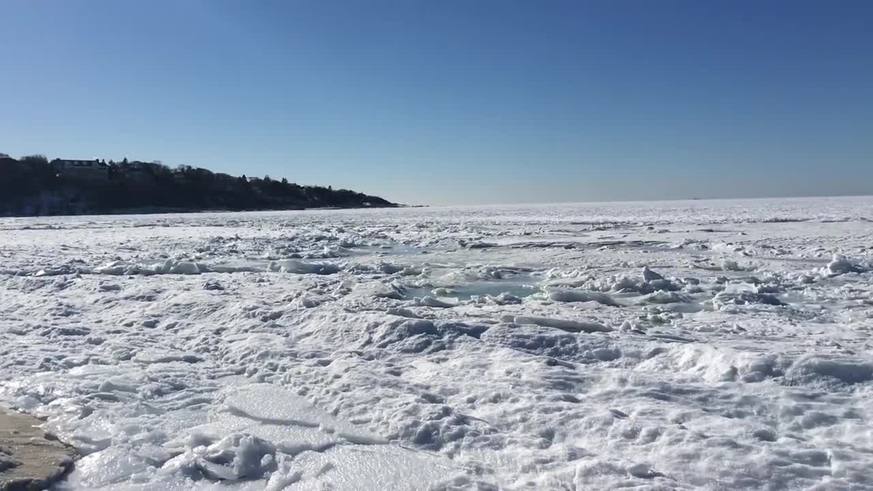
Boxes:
[2,196,873,490]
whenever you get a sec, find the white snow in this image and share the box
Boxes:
[1,195,873,489]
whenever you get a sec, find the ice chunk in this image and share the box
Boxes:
[509,315,612,333]
[169,261,200,275]
[786,356,873,385]
[642,266,664,282]
[642,291,687,304]
[415,296,458,308]
[827,254,864,275]
[712,291,784,308]
[160,433,276,481]
[549,288,620,306]
[269,259,340,275]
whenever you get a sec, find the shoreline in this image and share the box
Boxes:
[0,408,76,490]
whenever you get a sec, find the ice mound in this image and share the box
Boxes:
[641,266,682,292]
[160,433,277,481]
[642,266,663,282]
[721,259,751,271]
[825,254,867,275]
[482,323,620,362]
[504,315,612,333]
[415,295,459,308]
[94,259,204,275]
[548,288,620,306]
[567,272,680,295]
[401,276,539,303]
[347,261,418,275]
[712,291,784,308]
[636,344,785,383]
[461,240,498,249]
[641,290,688,304]
[361,281,407,299]
[785,356,873,385]
[473,291,523,305]
[369,318,489,353]
[268,259,340,275]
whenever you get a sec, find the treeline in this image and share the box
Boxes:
[0,153,395,216]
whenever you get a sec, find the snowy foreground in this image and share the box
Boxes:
[2,196,873,490]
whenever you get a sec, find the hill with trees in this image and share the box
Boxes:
[0,153,396,216]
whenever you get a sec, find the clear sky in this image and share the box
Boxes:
[1,1,871,205]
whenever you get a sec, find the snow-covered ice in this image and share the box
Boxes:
[2,196,873,489]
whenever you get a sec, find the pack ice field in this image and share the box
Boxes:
[1,196,872,489]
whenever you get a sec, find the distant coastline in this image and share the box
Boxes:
[0,154,396,217]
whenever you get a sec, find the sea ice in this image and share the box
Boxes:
[1,196,873,489]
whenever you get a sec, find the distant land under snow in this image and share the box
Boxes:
[0,154,396,217]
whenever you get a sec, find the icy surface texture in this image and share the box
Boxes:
[1,196,873,489]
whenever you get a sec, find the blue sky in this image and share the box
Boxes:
[1,0,871,205]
